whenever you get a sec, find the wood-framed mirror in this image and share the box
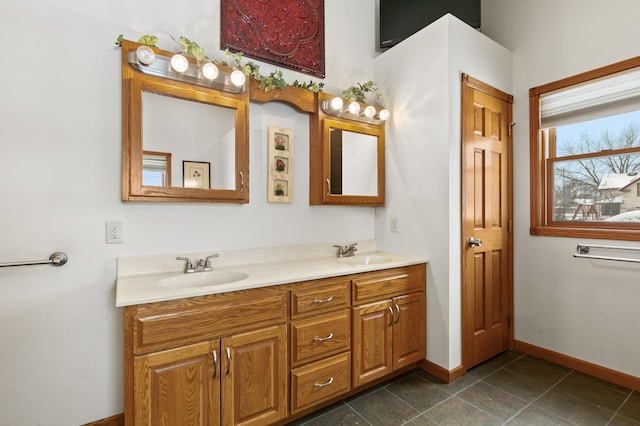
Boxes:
[310,93,385,206]
[121,40,249,203]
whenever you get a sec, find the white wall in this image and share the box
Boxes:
[374,15,513,370]
[0,1,378,424]
[482,0,640,377]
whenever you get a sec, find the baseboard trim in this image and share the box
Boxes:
[417,358,465,383]
[515,340,640,391]
[81,413,124,426]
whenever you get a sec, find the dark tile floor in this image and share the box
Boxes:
[287,351,640,425]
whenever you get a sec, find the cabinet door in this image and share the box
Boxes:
[221,324,287,426]
[134,340,220,426]
[352,300,393,387]
[392,292,426,370]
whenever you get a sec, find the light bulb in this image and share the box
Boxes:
[330,97,343,110]
[348,102,361,115]
[378,109,391,121]
[170,54,189,73]
[202,62,219,80]
[135,46,155,66]
[364,105,376,118]
[230,70,246,87]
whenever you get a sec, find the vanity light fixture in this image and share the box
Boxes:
[135,46,155,66]
[330,96,344,110]
[229,69,246,87]
[201,62,219,80]
[363,105,376,118]
[127,46,245,94]
[378,109,391,121]
[170,54,189,73]
[321,96,390,125]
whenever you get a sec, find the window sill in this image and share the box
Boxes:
[530,225,640,241]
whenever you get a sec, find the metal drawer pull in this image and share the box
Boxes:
[388,306,394,326]
[225,347,231,375]
[313,333,334,342]
[312,296,333,304]
[394,304,401,324]
[314,377,334,388]
[212,350,218,378]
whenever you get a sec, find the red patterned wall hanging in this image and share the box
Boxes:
[221,0,325,78]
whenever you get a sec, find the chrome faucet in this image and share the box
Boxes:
[176,254,219,273]
[333,242,358,258]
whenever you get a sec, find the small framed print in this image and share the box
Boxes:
[268,126,293,203]
[183,161,210,189]
[273,179,289,197]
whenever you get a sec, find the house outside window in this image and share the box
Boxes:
[530,56,640,240]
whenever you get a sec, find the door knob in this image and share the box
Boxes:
[468,237,482,247]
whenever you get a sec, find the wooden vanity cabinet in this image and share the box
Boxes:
[124,287,289,426]
[351,265,426,387]
[123,263,426,425]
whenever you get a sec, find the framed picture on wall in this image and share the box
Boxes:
[267,126,294,203]
[183,161,210,189]
[220,0,325,78]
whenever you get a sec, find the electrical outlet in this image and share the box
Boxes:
[390,217,399,233]
[106,220,124,244]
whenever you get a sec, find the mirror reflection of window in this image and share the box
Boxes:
[330,129,378,196]
[141,91,236,190]
[142,151,171,187]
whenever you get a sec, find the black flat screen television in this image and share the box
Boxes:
[380,0,481,49]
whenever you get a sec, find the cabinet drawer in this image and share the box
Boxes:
[290,352,351,414]
[128,287,289,354]
[291,310,350,366]
[291,278,350,319]
[352,264,426,304]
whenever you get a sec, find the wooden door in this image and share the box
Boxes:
[221,324,287,426]
[461,74,514,370]
[133,340,220,426]
[392,292,426,370]
[352,299,393,387]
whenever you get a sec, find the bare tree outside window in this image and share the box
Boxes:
[551,116,640,222]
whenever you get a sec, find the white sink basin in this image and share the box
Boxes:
[338,255,393,265]
[159,271,249,289]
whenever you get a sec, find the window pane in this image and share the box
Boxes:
[142,170,166,187]
[552,157,640,222]
[554,110,640,157]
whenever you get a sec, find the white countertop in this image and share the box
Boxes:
[115,241,427,307]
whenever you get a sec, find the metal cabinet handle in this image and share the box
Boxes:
[394,304,401,324]
[468,237,483,247]
[225,347,231,376]
[313,333,334,342]
[312,296,333,304]
[212,350,218,378]
[240,171,245,192]
[313,377,334,388]
[326,178,331,196]
[388,306,394,326]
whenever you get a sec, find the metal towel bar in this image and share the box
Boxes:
[573,243,640,264]
[0,252,68,268]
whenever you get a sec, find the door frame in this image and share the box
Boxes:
[460,74,515,373]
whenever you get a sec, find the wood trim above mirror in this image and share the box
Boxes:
[309,93,385,206]
[121,40,249,203]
